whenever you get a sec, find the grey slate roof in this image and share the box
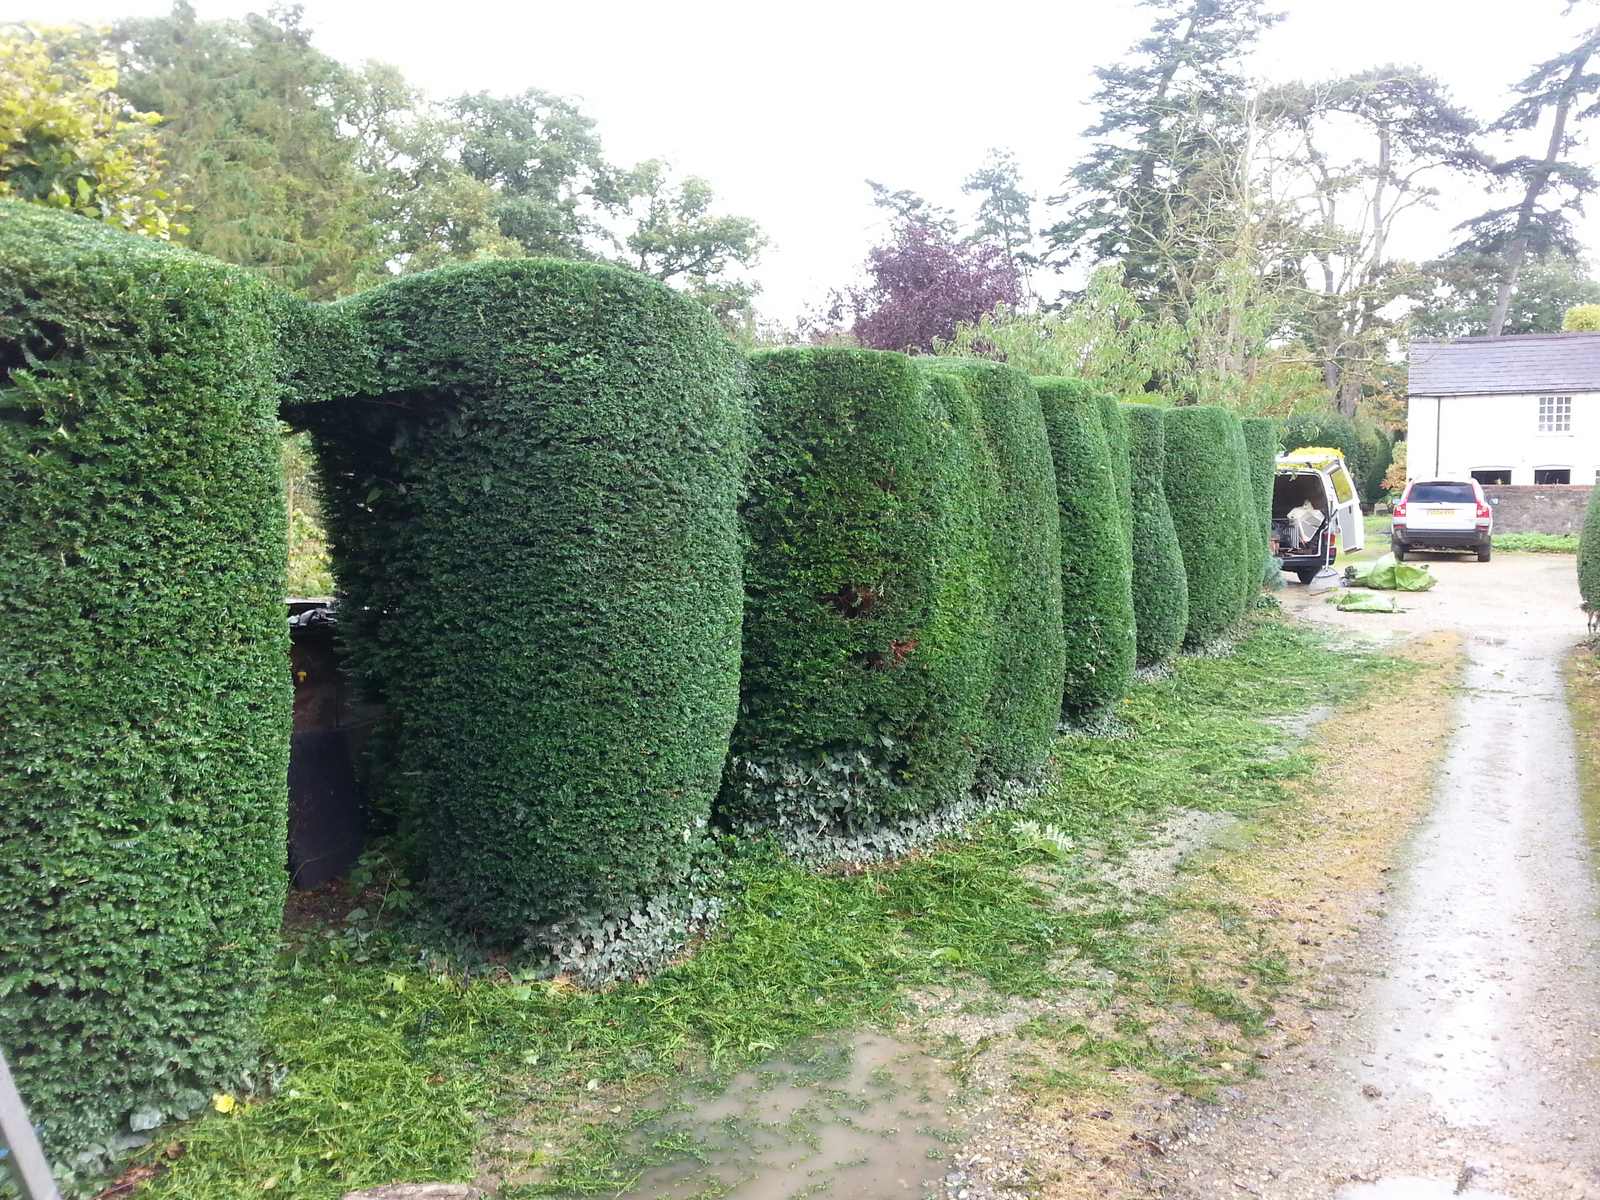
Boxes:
[1409,332,1600,397]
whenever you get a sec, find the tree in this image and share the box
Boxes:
[963,148,1038,299]
[829,215,1020,353]
[1413,253,1600,337]
[1456,16,1600,336]
[1270,67,1483,413]
[1042,0,1281,298]
[0,23,181,238]
[1565,303,1600,330]
[111,3,378,297]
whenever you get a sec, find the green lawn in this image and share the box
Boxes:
[133,619,1386,1200]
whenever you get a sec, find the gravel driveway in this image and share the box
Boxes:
[1157,553,1600,1198]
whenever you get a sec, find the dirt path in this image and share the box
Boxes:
[1151,555,1600,1198]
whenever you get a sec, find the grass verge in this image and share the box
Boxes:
[127,616,1388,1200]
[1495,531,1578,554]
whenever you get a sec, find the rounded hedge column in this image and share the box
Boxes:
[1123,404,1189,667]
[1163,405,1254,648]
[1241,417,1280,587]
[1097,392,1134,546]
[1225,418,1261,608]
[920,359,1065,788]
[0,203,291,1161]
[1581,486,1600,608]
[1034,378,1135,716]
[722,349,996,859]
[293,261,746,974]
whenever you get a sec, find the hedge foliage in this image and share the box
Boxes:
[722,349,995,857]
[1122,403,1189,666]
[1097,393,1134,544]
[1163,405,1254,647]
[1241,417,1280,586]
[290,259,747,973]
[1280,409,1391,499]
[0,203,291,1165]
[1579,485,1600,608]
[921,359,1065,787]
[1034,379,1135,715]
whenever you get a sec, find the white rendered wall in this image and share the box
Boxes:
[1404,391,1600,484]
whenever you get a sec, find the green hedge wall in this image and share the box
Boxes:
[0,203,291,1162]
[721,349,996,857]
[1123,404,1189,667]
[290,260,746,974]
[920,359,1065,788]
[1240,417,1280,586]
[1034,379,1135,715]
[1097,393,1135,545]
[1580,486,1600,608]
[1163,406,1253,648]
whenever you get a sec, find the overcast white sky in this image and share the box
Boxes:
[14,0,1600,322]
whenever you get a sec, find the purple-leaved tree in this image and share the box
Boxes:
[828,217,1021,353]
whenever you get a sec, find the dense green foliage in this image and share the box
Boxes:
[1096,391,1135,543]
[1163,405,1253,647]
[1241,417,1279,586]
[1123,404,1189,666]
[1034,378,1136,714]
[723,349,995,856]
[0,203,290,1164]
[1579,486,1600,608]
[920,359,1065,787]
[1279,409,1390,500]
[290,259,746,973]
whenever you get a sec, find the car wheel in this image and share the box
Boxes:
[1391,541,1406,562]
[1295,566,1319,585]
[1478,542,1491,563]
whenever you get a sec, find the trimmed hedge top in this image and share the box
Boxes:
[920,359,1065,788]
[0,202,292,1164]
[723,348,996,858]
[289,259,748,973]
[1034,378,1135,715]
[1122,403,1189,667]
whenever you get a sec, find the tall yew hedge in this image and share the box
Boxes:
[290,260,747,975]
[1034,378,1135,715]
[0,203,291,1163]
[1163,405,1254,647]
[1123,403,1189,667]
[921,359,1065,788]
[1241,417,1280,585]
[722,349,996,858]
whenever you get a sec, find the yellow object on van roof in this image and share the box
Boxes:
[1277,446,1346,469]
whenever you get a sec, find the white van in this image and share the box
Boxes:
[1271,448,1366,584]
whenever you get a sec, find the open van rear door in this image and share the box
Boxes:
[1328,462,1365,552]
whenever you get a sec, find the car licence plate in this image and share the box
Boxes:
[1428,507,1452,517]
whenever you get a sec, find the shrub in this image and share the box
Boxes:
[289,259,747,976]
[1564,303,1600,332]
[1163,405,1253,647]
[1241,417,1280,587]
[1579,485,1600,608]
[1123,404,1189,666]
[920,358,1065,787]
[1096,392,1134,543]
[0,203,291,1164]
[1034,378,1135,715]
[1280,409,1389,500]
[721,349,995,859]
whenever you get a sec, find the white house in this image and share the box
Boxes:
[1407,332,1600,485]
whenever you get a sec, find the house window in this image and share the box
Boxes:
[1471,469,1511,485]
[1538,395,1572,433]
[1535,467,1572,484]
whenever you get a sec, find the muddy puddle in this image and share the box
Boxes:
[611,1032,958,1200]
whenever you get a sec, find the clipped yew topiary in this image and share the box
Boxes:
[1241,417,1280,586]
[1123,403,1189,667]
[1034,378,1136,716]
[721,349,997,859]
[290,259,747,978]
[1579,484,1600,609]
[921,359,1065,789]
[0,203,291,1163]
[1163,405,1255,648]
[1097,392,1134,544]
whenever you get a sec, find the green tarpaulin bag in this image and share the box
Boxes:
[1329,589,1401,613]
[1344,553,1435,592]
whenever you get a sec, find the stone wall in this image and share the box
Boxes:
[1482,484,1592,535]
